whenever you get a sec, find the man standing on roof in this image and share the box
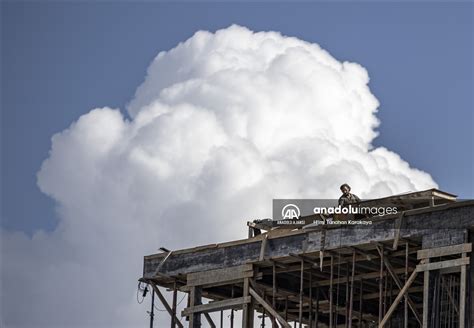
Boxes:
[338,183,360,206]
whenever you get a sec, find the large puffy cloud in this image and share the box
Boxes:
[1,25,436,327]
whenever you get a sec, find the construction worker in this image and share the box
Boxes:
[338,183,360,207]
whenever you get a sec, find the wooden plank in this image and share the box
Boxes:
[272,263,278,328]
[439,266,461,274]
[359,278,363,326]
[148,283,184,328]
[422,259,429,328]
[345,262,349,327]
[203,313,216,328]
[299,260,303,328]
[376,245,422,325]
[187,264,253,287]
[308,269,313,328]
[315,285,319,328]
[417,243,472,259]
[249,287,292,328]
[188,286,202,328]
[171,282,178,328]
[154,251,173,276]
[182,296,251,316]
[378,245,383,325]
[242,277,253,328]
[471,237,474,326]
[404,242,408,328]
[459,253,467,328]
[348,250,355,328]
[230,286,234,328]
[378,269,419,327]
[329,255,333,328]
[416,257,470,272]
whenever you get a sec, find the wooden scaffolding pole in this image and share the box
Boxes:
[272,262,277,328]
[423,259,430,328]
[379,245,384,325]
[379,269,419,328]
[315,285,319,328]
[249,287,292,328]
[359,278,363,327]
[345,262,349,328]
[459,252,467,328]
[204,313,216,328]
[188,286,202,328]
[242,277,254,328]
[404,242,408,328]
[171,281,178,328]
[348,250,356,328]
[299,259,304,328]
[376,245,422,325]
[329,255,334,328]
[148,283,184,328]
[230,285,234,328]
[309,268,313,328]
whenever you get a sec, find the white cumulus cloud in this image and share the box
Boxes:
[1,25,436,327]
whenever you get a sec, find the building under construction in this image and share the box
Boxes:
[139,189,474,327]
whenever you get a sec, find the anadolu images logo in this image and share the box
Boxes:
[281,204,300,220]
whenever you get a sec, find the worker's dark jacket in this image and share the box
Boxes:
[338,193,361,207]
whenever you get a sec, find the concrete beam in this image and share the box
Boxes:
[143,203,474,278]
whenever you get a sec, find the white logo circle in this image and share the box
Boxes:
[281,204,300,220]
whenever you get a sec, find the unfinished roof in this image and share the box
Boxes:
[140,190,474,327]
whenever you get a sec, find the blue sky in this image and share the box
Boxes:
[2,1,473,235]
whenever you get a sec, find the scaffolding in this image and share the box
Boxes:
[139,189,474,327]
